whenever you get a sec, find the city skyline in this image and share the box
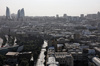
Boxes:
[0,0,100,16]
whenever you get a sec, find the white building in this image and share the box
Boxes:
[47,57,59,66]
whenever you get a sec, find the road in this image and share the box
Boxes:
[0,38,3,47]
[36,40,48,66]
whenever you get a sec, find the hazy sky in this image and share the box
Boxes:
[0,0,100,16]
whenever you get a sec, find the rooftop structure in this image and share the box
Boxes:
[6,52,19,56]
[92,57,100,66]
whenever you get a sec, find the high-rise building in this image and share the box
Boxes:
[56,14,59,18]
[6,7,11,19]
[17,8,25,20]
[63,14,67,18]
[98,23,100,33]
[97,12,100,18]
[11,13,17,19]
[80,14,84,18]
[20,8,25,18]
[17,9,21,19]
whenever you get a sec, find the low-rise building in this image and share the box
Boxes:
[47,57,59,66]
[55,52,73,66]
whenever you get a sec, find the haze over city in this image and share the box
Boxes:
[1,0,100,66]
[0,0,100,16]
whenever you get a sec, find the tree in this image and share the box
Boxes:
[0,55,5,66]
[19,58,29,66]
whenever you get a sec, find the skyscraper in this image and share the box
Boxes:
[6,7,11,19]
[17,8,25,20]
[17,9,21,19]
[20,8,25,18]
